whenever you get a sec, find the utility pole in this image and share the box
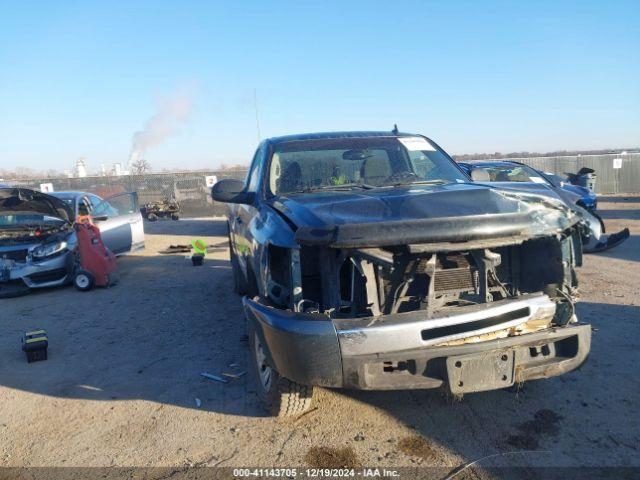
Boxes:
[253,88,261,142]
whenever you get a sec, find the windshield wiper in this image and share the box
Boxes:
[390,179,450,187]
[296,183,375,193]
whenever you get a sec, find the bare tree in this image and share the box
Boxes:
[131,158,152,175]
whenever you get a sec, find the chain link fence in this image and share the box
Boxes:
[491,152,640,196]
[4,153,638,217]
[5,169,247,217]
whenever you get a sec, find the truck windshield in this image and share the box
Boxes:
[268,136,467,195]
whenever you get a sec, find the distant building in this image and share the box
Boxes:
[75,157,87,178]
[111,163,129,176]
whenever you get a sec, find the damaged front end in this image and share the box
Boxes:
[0,188,77,293]
[244,189,591,394]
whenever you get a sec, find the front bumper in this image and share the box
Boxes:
[0,251,75,288]
[243,294,591,393]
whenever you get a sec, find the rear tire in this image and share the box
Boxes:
[171,213,180,221]
[73,270,94,291]
[249,329,314,418]
[147,213,158,222]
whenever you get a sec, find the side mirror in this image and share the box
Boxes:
[211,179,254,204]
[470,169,491,182]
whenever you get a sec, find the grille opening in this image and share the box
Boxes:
[421,307,530,341]
[26,268,68,283]
[1,249,28,262]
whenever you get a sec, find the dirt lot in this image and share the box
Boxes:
[1,196,639,473]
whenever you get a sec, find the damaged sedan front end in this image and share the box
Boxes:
[213,132,591,416]
[0,188,77,297]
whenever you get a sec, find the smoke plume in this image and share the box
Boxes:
[128,89,194,167]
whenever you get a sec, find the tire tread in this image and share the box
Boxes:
[275,378,313,418]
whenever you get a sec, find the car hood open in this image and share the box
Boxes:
[271,183,581,248]
[0,187,74,224]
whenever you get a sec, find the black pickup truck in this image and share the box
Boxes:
[212,131,591,417]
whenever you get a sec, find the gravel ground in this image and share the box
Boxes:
[0,196,639,473]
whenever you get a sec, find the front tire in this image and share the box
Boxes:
[249,329,314,418]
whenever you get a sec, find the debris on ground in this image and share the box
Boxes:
[206,242,228,251]
[195,398,202,408]
[304,446,361,469]
[159,244,192,254]
[200,372,228,383]
[221,371,246,379]
[160,242,228,255]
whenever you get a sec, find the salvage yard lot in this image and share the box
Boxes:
[1,196,639,470]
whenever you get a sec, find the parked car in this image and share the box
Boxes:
[213,131,591,417]
[0,188,143,297]
[50,191,145,254]
[458,161,629,253]
[458,161,597,210]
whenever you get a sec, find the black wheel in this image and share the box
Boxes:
[147,213,158,222]
[73,269,94,291]
[228,226,249,295]
[171,213,180,221]
[249,328,314,418]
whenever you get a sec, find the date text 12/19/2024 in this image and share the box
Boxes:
[232,468,401,478]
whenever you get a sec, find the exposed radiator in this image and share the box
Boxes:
[415,253,478,295]
[434,267,478,294]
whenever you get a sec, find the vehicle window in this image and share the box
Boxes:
[78,197,92,216]
[246,146,263,192]
[93,194,136,217]
[87,194,103,210]
[268,137,467,195]
[543,173,565,188]
[408,150,461,181]
[482,165,547,183]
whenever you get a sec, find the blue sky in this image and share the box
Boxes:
[1,0,638,172]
